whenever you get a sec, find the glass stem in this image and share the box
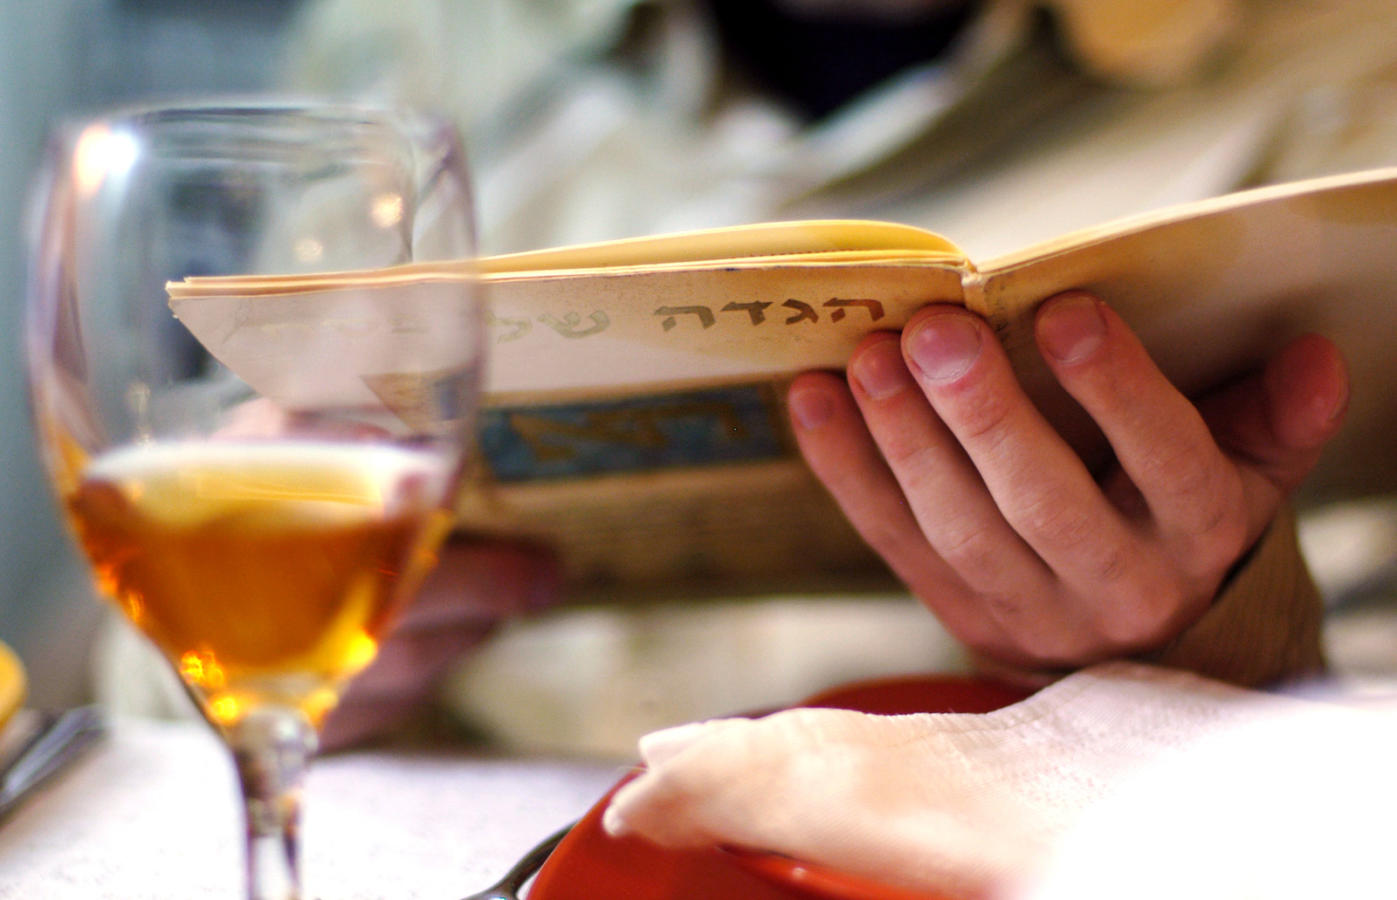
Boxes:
[230,708,318,900]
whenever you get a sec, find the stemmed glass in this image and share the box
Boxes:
[23,103,482,900]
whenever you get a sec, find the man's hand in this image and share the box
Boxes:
[786,292,1348,675]
[320,538,559,750]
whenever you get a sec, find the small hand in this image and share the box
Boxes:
[320,537,560,750]
[787,292,1347,675]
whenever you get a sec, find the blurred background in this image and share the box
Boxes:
[3,0,1396,755]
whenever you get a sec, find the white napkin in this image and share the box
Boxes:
[603,662,1397,899]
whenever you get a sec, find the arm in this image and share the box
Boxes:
[787,291,1346,685]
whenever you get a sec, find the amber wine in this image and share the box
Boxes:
[65,442,452,730]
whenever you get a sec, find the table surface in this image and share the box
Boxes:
[0,716,623,899]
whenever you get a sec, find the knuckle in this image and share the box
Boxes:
[1147,444,1215,500]
[979,593,1091,665]
[1085,541,1135,589]
[1139,444,1244,533]
[944,385,1016,448]
[1093,579,1188,649]
[1173,473,1250,572]
[1190,508,1249,573]
[879,435,940,475]
[854,511,928,568]
[1009,628,1093,668]
[1010,491,1099,556]
[1201,474,1248,540]
[983,591,1029,622]
[935,520,1001,575]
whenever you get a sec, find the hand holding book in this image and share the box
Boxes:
[167,166,1394,684]
[789,291,1345,680]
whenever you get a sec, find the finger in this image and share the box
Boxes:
[604,718,758,846]
[902,306,1159,640]
[1034,292,1247,579]
[840,331,1067,651]
[788,368,1010,653]
[1198,333,1348,534]
[638,718,748,767]
[1257,334,1349,458]
[606,708,872,847]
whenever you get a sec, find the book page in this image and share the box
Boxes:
[483,260,965,400]
[458,458,898,603]
[976,166,1397,500]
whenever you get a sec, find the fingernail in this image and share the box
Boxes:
[602,776,650,837]
[1318,376,1349,427]
[601,799,632,837]
[849,339,913,400]
[1326,381,1349,424]
[1038,294,1106,364]
[788,386,833,430]
[907,312,981,382]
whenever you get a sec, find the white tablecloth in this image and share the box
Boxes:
[0,716,622,899]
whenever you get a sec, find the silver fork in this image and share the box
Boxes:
[0,705,106,823]
[460,821,575,900]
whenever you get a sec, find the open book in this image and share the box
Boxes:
[168,167,1397,603]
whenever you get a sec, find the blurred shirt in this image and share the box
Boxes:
[280,0,1397,259]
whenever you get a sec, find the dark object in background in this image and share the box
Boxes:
[706,0,976,119]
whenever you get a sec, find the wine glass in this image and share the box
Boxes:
[23,103,481,900]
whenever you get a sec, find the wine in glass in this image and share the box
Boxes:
[24,103,481,900]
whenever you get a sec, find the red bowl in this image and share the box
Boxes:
[527,674,1030,900]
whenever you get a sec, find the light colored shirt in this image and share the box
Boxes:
[282,0,1397,258]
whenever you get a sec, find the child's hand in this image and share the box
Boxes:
[787,292,1347,674]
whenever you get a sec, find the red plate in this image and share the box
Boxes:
[527,674,1030,900]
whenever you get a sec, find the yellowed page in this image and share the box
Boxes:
[167,220,968,401]
[975,166,1397,500]
[482,260,965,400]
[165,219,963,294]
[477,218,963,273]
